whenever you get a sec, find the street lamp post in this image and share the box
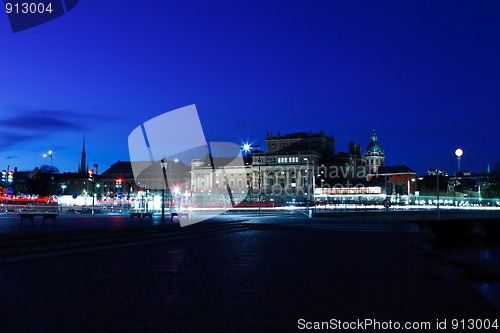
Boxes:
[93,164,99,215]
[43,150,54,195]
[455,148,463,173]
[160,158,170,221]
[43,150,53,168]
[436,158,441,221]
[311,157,315,207]
[243,143,261,215]
[94,164,99,197]
[258,151,261,216]
[91,174,95,215]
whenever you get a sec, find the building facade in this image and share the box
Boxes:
[365,129,385,173]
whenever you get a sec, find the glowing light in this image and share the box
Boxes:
[455,148,463,158]
[242,143,251,152]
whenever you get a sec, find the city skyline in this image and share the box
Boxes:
[1,1,499,175]
[3,127,493,177]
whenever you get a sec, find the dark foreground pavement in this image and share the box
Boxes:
[0,224,498,332]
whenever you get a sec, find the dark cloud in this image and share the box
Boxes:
[0,107,113,134]
[1,114,85,131]
[0,132,39,150]
[0,109,91,150]
[4,107,114,121]
[5,155,20,159]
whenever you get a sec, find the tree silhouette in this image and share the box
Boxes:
[39,164,60,174]
[25,165,60,196]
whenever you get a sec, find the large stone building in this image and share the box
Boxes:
[265,130,335,158]
[191,130,339,206]
[190,154,248,207]
[248,131,335,204]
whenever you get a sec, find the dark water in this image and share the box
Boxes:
[473,282,500,310]
[2,229,494,332]
[438,243,500,311]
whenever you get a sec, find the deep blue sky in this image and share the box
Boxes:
[1,0,499,175]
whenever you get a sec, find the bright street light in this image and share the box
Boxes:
[43,150,54,195]
[241,142,261,215]
[43,150,54,167]
[455,148,464,172]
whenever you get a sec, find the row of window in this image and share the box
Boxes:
[268,156,301,164]
[200,179,245,189]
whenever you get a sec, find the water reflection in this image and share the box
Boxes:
[473,281,500,311]
[481,249,491,261]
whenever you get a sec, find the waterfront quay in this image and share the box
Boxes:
[0,210,499,332]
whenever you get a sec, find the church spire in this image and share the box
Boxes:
[79,137,87,174]
[370,128,378,143]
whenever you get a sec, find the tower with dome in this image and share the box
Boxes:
[365,129,385,173]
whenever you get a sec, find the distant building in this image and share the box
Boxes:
[99,160,190,198]
[368,165,418,195]
[449,172,492,198]
[265,130,335,158]
[420,168,493,199]
[364,129,385,173]
[334,142,365,171]
[55,172,91,197]
[253,131,335,204]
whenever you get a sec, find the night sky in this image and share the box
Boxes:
[1,1,499,175]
